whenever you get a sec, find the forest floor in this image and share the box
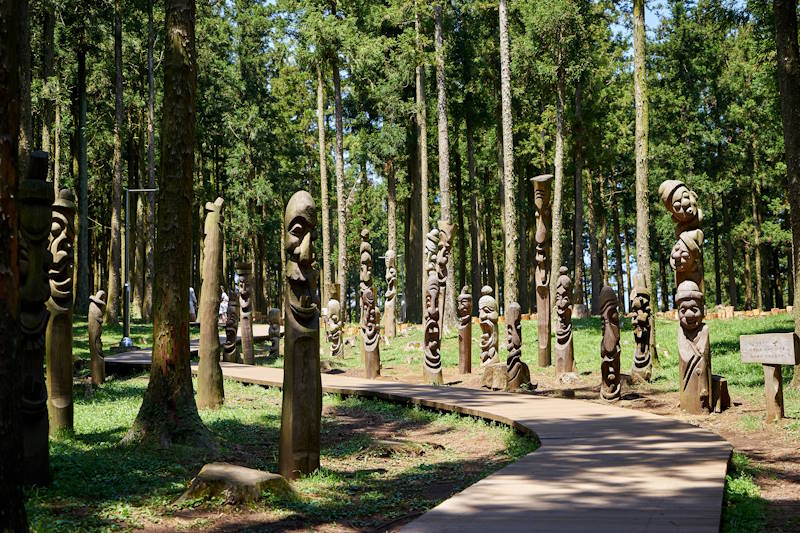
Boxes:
[70,313,799,532]
[26,376,536,531]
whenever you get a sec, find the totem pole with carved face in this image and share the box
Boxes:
[599,286,621,401]
[532,174,553,367]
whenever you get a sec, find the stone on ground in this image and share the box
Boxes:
[175,462,293,505]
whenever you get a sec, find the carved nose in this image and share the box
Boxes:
[299,232,312,262]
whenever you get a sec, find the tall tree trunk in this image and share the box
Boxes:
[624,227,633,300]
[518,161,528,312]
[454,129,466,290]
[316,61,331,304]
[711,194,722,305]
[483,168,497,298]
[143,0,155,322]
[573,78,585,307]
[17,0,31,183]
[53,79,60,190]
[499,0,517,310]
[586,167,601,314]
[599,173,608,286]
[416,2,429,313]
[722,193,737,307]
[744,242,753,309]
[435,2,456,328]
[107,1,123,325]
[659,249,669,311]
[467,116,481,315]
[124,0,212,448]
[0,0,30,523]
[405,123,422,323]
[134,134,146,317]
[75,22,89,314]
[751,160,764,310]
[386,158,397,312]
[42,0,55,175]
[611,185,625,309]
[332,53,346,311]
[774,247,784,308]
[550,65,566,304]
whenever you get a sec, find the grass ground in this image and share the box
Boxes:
[26,375,537,531]
[71,312,799,531]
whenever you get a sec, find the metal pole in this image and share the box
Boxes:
[121,189,133,347]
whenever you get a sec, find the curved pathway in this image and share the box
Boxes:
[201,362,731,532]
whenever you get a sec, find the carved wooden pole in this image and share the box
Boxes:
[554,266,575,377]
[20,151,53,484]
[478,286,499,366]
[630,273,652,381]
[236,262,254,365]
[197,198,224,409]
[532,174,553,367]
[423,272,443,384]
[223,296,239,363]
[46,188,75,433]
[660,180,711,414]
[279,190,321,480]
[457,286,472,374]
[436,220,455,334]
[327,298,343,358]
[384,250,397,338]
[599,286,621,401]
[505,302,531,391]
[268,307,281,358]
[89,290,107,385]
[360,228,380,378]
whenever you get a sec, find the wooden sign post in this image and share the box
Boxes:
[740,333,799,423]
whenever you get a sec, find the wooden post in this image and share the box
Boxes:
[763,364,784,423]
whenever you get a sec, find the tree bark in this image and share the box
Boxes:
[405,123,423,323]
[144,0,156,322]
[105,1,123,325]
[586,168,601,314]
[317,62,331,305]
[332,53,346,310]
[633,0,655,356]
[573,78,585,307]
[659,249,669,311]
[435,2,456,329]
[722,193,737,307]
[711,194,722,306]
[499,0,517,311]
[416,2,429,314]
[75,22,89,315]
[42,0,55,175]
[17,0,31,184]
[752,159,764,310]
[467,115,481,315]
[611,185,625,309]
[624,227,633,301]
[124,0,213,448]
[550,66,566,304]
[454,129,466,290]
[0,0,30,523]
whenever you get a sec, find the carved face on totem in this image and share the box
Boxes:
[204,197,224,238]
[360,229,372,285]
[327,299,341,326]
[385,250,396,286]
[676,280,704,333]
[237,267,251,302]
[425,275,440,320]
[48,189,76,310]
[670,230,702,273]
[555,267,572,321]
[478,286,498,326]
[284,191,318,319]
[506,303,522,349]
[437,221,454,275]
[600,287,620,354]
[659,180,702,230]
[425,228,439,274]
[363,288,378,330]
[90,290,107,315]
[457,287,472,319]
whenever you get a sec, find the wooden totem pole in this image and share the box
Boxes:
[457,286,472,374]
[236,261,254,365]
[505,302,531,391]
[327,298,343,358]
[197,198,225,409]
[89,290,107,385]
[46,188,76,434]
[554,266,576,377]
[268,307,281,358]
[478,286,499,366]
[360,228,380,378]
[384,250,397,338]
[630,273,653,382]
[20,151,53,484]
[279,190,321,480]
[223,296,240,363]
[599,286,621,401]
[532,174,553,367]
[436,220,455,334]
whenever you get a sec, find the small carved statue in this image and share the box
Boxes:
[599,286,621,402]
[478,286,499,366]
[505,302,530,390]
[457,286,472,374]
[223,296,240,363]
[268,307,281,358]
[630,273,652,382]
[532,174,553,367]
[279,190,322,480]
[19,151,53,485]
[554,266,575,377]
[197,197,225,410]
[676,280,711,414]
[89,290,107,385]
[384,250,397,338]
[360,229,380,378]
[327,298,343,358]
[46,188,76,433]
[236,262,254,365]
[423,273,443,384]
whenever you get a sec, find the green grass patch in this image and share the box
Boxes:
[722,453,767,532]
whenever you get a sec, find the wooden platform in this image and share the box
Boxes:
[104,324,273,371]
[204,362,732,533]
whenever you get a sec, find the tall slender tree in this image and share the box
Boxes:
[107,0,124,325]
[416,0,429,319]
[499,0,517,311]
[317,61,331,304]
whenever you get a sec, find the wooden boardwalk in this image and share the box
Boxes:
[207,362,732,532]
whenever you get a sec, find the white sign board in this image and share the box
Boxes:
[740,333,799,365]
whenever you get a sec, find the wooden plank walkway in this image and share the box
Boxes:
[206,362,732,533]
